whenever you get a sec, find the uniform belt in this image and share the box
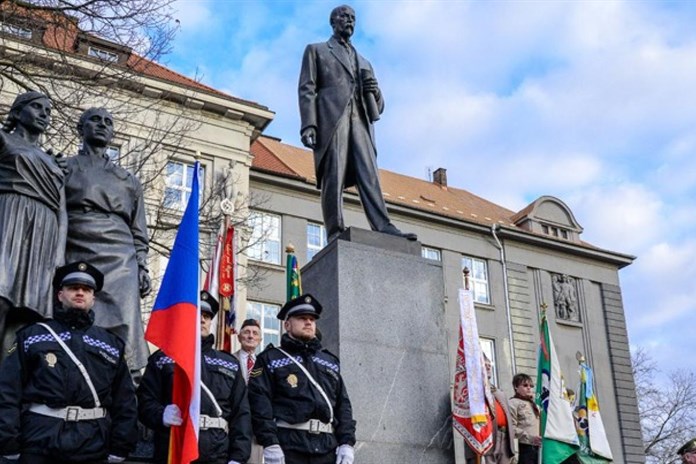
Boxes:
[276,419,333,434]
[29,403,106,422]
[200,414,228,432]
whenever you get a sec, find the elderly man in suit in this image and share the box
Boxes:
[298,4,416,243]
[233,319,263,464]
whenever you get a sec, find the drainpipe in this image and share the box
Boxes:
[491,224,517,373]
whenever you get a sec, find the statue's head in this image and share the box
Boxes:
[6,91,51,134]
[77,107,114,148]
[330,5,355,40]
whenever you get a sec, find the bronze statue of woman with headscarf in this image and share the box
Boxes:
[64,108,151,371]
[0,91,67,356]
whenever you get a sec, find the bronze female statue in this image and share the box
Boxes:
[0,91,66,354]
[64,107,151,371]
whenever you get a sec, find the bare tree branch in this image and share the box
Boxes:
[633,347,696,464]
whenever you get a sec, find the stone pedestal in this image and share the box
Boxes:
[302,228,455,463]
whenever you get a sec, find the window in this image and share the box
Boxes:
[88,46,119,62]
[307,222,327,261]
[246,211,281,265]
[462,256,490,304]
[246,301,281,351]
[164,161,203,211]
[480,338,497,387]
[421,246,441,261]
[541,224,570,240]
[106,145,120,162]
[0,21,32,39]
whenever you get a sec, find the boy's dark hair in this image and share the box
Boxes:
[512,372,533,388]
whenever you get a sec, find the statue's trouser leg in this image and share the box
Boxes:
[347,104,392,232]
[321,113,350,238]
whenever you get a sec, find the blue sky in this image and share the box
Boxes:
[166,0,696,374]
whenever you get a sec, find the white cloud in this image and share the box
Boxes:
[568,183,664,253]
[622,238,696,371]
[172,0,214,31]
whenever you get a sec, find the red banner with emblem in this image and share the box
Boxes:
[219,225,234,298]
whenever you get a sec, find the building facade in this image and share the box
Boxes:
[0,7,643,462]
[247,135,643,463]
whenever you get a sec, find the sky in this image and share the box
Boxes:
[164,0,696,375]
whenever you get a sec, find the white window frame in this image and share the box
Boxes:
[163,161,203,211]
[480,337,497,387]
[106,145,120,163]
[421,246,441,261]
[462,256,490,305]
[307,222,327,261]
[88,46,119,62]
[246,301,281,352]
[246,211,282,265]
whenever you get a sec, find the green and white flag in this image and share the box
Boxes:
[536,308,579,463]
[575,363,613,463]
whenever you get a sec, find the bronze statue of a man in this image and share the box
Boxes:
[64,108,151,371]
[298,4,416,242]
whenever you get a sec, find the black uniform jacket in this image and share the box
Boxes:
[247,334,356,455]
[137,334,252,464]
[0,306,137,461]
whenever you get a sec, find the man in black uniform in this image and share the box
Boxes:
[138,290,251,464]
[0,262,137,464]
[248,294,356,464]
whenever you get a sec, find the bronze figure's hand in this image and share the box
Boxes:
[362,76,379,95]
[301,127,317,149]
[139,267,151,297]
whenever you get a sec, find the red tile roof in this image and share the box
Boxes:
[251,136,518,228]
[2,2,266,109]
[250,136,638,266]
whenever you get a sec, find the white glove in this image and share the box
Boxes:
[162,404,183,427]
[2,455,19,461]
[228,461,241,464]
[336,444,354,464]
[107,456,126,463]
[263,444,285,464]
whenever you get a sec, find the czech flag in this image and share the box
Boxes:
[146,161,201,464]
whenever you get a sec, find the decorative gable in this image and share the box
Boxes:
[512,195,583,242]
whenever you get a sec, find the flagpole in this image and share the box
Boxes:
[538,302,547,464]
[215,216,228,350]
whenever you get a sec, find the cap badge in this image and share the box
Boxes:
[78,263,87,271]
[287,374,298,388]
[304,296,311,303]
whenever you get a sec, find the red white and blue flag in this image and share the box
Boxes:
[146,161,201,464]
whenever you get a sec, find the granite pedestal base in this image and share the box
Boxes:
[302,228,455,463]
